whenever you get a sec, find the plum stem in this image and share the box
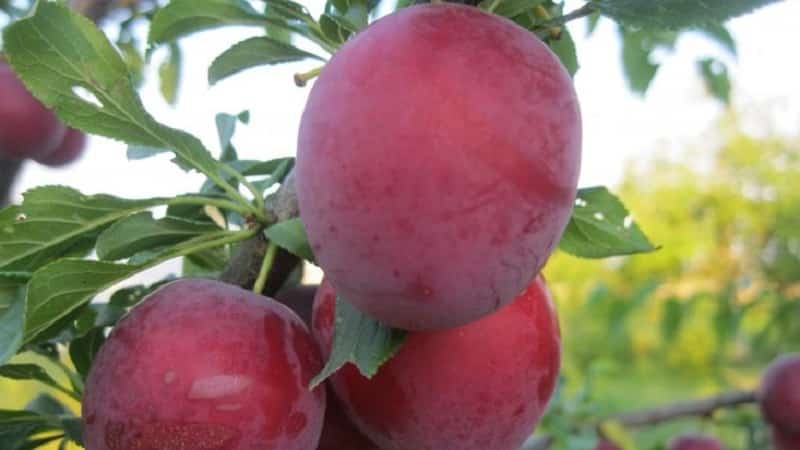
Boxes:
[294,66,323,87]
[253,242,278,295]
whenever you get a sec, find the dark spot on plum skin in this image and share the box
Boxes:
[104,421,240,450]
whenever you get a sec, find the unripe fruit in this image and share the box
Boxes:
[82,279,326,450]
[312,276,561,450]
[297,3,581,330]
[0,62,66,160]
[667,435,726,450]
[760,354,800,434]
[35,128,86,167]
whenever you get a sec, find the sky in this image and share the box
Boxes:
[10,0,800,201]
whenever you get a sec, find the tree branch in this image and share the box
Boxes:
[0,158,23,207]
[521,390,758,450]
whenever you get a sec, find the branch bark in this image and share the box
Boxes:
[521,390,758,450]
[0,158,23,207]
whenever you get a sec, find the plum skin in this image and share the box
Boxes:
[82,279,326,450]
[772,427,800,450]
[667,435,726,450]
[35,128,86,167]
[312,276,561,450]
[0,62,66,160]
[297,3,582,330]
[595,440,621,450]
[760,354,800,434]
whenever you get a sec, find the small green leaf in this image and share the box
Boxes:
[620,29,660,94]
[24,261,138,344]
[0,410,59,450]
[558,186,658,258]
[319,13,353,45]
[0,274,25,365]
[696,23,737,56]
[149,0,267,44]
[159,43,182,105]
[264,218,315,263]
[60,417,83,445]
[70,328,105,381]
[96,212,220,261]
[697,57,731,105]
[310,296,406,388]
[0,186,165,273]
[25,394,69,416]
[0,364,61,390]
[548,29,579,77]
[480,0,544,18]
[209,36,325,84]
[593,0,780,29]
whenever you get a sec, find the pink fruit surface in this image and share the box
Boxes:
[760,354,800,434]
[297,3,581,330]
[667,434,726,450]
[35,128,86,166]
[312,276,561,450]
[82,279,326,450]
[0,62,65,160]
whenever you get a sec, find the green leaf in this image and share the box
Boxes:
[149,0,267,44]
[0,186,163,273]
[0,274,25,365]
[25,394,69,416]
[310,296,406,388]
[25,229,255,344]
[325,0,369,30]
[696,23,737,56]
[698,57,731,105]
[0,364,63,391]
[480,0,544,18]
[0,410,59,450]
[593,0,780,29]
[24,260,139,345]
[264,218,316,263]
[661,298,684,340]
[319,13,353,45]
[620,29,660,94]
[60,417,83,445]
[69,328,105,381]
[558,186,658,258]
[16,434,65,450]
[209,36,325,84]
[96,212,220,261]
[158,43,182,105]
[548,29,579,77]
[3,3,243,203]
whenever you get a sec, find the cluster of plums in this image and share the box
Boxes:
[0,61,86,166]
[82,3,578,450]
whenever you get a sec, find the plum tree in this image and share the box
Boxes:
[297,3,581,330]
[667,435,726,450]
[760,354,800,435]
[317,394,380,450]
[35,128,86,167]
[311,276,561,450]
[82,279,326,450]
[0,62,65,160]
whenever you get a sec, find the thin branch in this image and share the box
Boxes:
[537,3,596,29]
[521,390,758,450]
